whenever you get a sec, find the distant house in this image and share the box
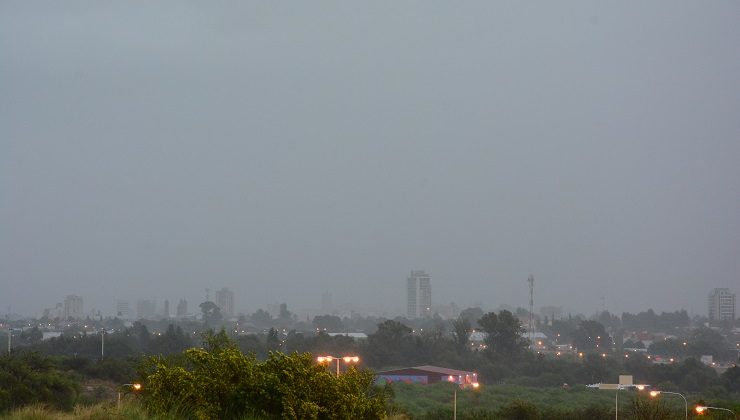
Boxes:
[327,332,368,340]
[375,365,478,386]
[469,331,549,343]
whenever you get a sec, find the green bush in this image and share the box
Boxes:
[0,352,80,412]
[140,330,386,420]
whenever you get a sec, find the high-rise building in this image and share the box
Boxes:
[176,299,188,318]
[64,295,84,320]
[708,288,735,321]
[215,288,235,317]
[163,299,170,318]
[116,300,131,319]
[407,270,432,319]
[137,299,156,320]
[321,292,333,315]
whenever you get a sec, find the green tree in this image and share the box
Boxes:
[687,327,727,358]
[200,301,223,327]
[573,320,609,352]
[141,331,386,419]
[720,365,740,393]
[0,352,80,412]
[459,307,484,328]
[250,309,272,327]
[279,303,293,323]
[313,315,344,332]
[452,317,472,353]
[21,326,43,344]
[150,324,193,355]
[364,320,415,367]
[478,310,527,358]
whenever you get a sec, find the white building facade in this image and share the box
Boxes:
[407,270,432,319]
[708,288,735,321]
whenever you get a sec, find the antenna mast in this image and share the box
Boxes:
[528,274,535,348]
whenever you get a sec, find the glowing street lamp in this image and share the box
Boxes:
[695,405,736,417]
[588,376,649,420]
[649,390,687,420]
[118,383,142,409]
[316,355,359,376]
[453,382,480,420]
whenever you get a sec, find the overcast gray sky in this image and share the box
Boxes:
[2,2,739,318]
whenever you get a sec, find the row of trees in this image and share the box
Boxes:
[6,309,740,399]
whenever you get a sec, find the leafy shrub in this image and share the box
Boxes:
[0,352,80,412]
[140,330,386,419]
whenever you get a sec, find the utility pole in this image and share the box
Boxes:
[7,328,12,354]
[101,329,105,360]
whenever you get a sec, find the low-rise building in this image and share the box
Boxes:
[376,365,478,386]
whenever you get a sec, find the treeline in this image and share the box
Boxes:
[23,323,193,359]
[11,311,740,398]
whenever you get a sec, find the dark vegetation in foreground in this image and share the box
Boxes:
[1,334,739,418]
[1,308,738,418]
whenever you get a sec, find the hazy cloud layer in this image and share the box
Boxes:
[2,2,739,317]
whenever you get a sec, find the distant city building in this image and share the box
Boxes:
[63,295,84,320]
[321,292,333,315]
[163,299,170,318]
[407,270,432,319]
[43,303,64,320]
[215,288,235,317]
[266,303,280,318]
[176,299,188,318]
[116,300,131,319]
[708,288,735,321]
[137,299,156,320]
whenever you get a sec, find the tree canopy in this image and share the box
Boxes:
[141,330,386,420]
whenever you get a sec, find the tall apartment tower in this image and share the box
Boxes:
[116,300,131,319]
[321,292,333,315]
[163,299,170,318]
[215,288,235,317]
[176,299,188,318]
[708,288,735,321]
[136,299,156,320]
[407,270,432,319]
[64,295,84,320]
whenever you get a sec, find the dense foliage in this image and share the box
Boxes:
[140,331,386,419]
[0,352,79,412]
[2,306,738,418]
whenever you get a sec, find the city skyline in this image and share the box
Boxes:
[13,283,736,322]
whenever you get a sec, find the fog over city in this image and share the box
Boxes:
[2,2,739,318]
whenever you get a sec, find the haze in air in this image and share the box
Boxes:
[1,2,739,318]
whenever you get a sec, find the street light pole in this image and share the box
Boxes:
[316,356,359,376]
[696,405,736,418]
[453,388,457,420]
[118,383,142,410]
[589,380,649,420]
[614,387,622,420]
[650,391,687,420]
